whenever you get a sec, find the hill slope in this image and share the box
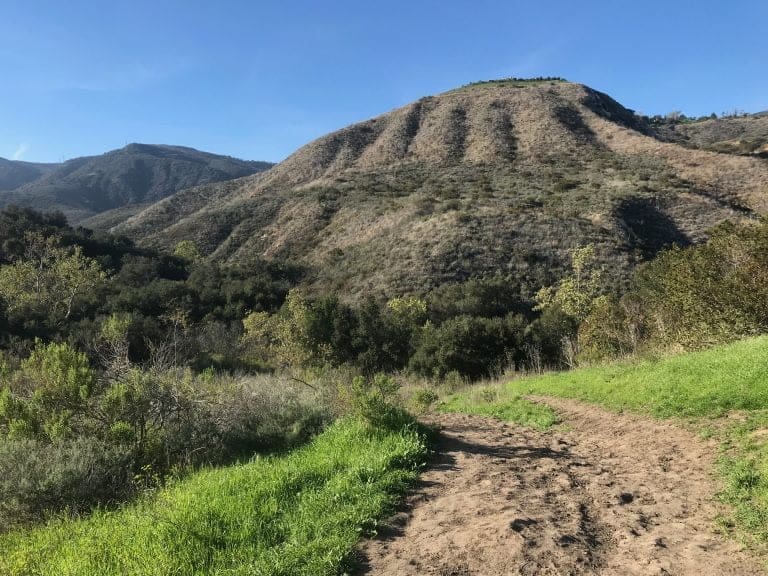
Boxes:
[117,80,768,298]
[0,158,59,192]
[0,144,273,225]
[666,113,768,157]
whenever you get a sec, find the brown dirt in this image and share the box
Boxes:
[356,398,765,575]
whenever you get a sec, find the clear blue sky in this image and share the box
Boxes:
[1,0,766,163]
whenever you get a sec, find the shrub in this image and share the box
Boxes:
[0,436,133,530]
[411,388,439,413]
[342,374,412,431]
[609,219,768,352]
[409,314,525,380]
[1,341,97,441]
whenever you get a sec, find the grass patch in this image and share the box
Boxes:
[0,418,429,576]
[440,385,558,430]
[506,336,768,419]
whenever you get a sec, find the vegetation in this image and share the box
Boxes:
[457,76,568,90]
[440,387,557,430]
[0,416,429,576]
[577,219,768,359]
[0,339,329,529]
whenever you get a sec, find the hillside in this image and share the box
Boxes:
[116,80,768,299]
[0,144,273,225]
[662,112,768,157]
[0,158,59,191]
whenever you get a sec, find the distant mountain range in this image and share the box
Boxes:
[0,144,273,226]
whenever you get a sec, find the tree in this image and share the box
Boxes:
[0,233,106,326]
[173,240,200,263]
[535,245,603,323]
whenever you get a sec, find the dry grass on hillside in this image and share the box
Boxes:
[116,82,768,299]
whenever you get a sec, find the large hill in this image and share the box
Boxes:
[0,144,273,225]
[116,79,768,298]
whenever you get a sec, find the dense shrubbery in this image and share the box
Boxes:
[241,281,571,381]
[565,219,768,362]
[409,314,526,379]
[0,206,301,364]
[0,338,330,528]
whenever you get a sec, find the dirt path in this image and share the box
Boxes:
[356,398,764,575]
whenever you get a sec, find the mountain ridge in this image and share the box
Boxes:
[0,144,273,225]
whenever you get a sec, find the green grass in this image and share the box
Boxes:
[504,335,768,419]
[445,335,768,549]
[440,385,558,430]
[0,418,429,576]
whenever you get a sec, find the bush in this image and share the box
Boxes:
[409,314,525,380]
[0,351,332,527]
[411,388,439,413]
[0,437,134,530]
[1,341,97,441]
[342,374,412,431]
[611,219,768,352]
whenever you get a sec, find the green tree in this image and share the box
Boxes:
[173,240,201,263]
[535,245,604,323]
[0,233,106,325]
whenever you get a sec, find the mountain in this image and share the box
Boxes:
[116,79,768,299]
[0,158,59,192]
[0,144,273,225]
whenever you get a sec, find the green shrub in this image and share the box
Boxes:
[1,341,96,441]
[0,358,332,527]
[0,437,133,530]
[411,388,439,413]
[342,374,412,431]
[409,314,525,380]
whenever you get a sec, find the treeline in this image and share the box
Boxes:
[0,206,573,381]
[545,219,768,363]
[239,278,577,382]
[0,206,302,366]
[3,205,766,383]
[463,76,567,88]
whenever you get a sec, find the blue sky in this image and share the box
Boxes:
[1,0,766,163]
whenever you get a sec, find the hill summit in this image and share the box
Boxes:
[117,79,768,298]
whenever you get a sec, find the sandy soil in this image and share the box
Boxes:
[356,398,765,575]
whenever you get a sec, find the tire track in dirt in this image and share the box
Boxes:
[356,398,764,575]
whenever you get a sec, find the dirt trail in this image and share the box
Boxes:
[357,398,764,575]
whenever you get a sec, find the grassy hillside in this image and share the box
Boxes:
[117,81,768,300]
[0,418,428,576]
[442,336,768,545]
[501,336,768,417]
